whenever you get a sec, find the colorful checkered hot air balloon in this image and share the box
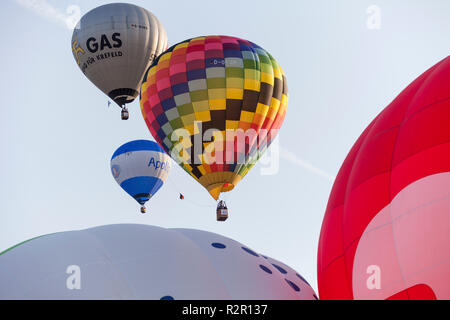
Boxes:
[139,36,288,201]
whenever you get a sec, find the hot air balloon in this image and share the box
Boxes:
[0,224,317,300]
[317,56,450,300]
[139,35,288,217]
[71,3,168,120]
[111,140,170,213]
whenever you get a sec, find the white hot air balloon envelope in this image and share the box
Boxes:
[71,3,168,109]
[0,224,317,300]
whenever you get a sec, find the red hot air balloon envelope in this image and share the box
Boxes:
[317,56,450,300]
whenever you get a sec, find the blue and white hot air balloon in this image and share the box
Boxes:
[111,140,171,213]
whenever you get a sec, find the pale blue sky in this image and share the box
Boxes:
[1,0,449,293]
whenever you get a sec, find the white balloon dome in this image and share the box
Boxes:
[0,224,317,300]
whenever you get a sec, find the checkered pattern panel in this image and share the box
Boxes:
[140,35,288,183]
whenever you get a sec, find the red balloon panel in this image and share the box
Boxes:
[318,56,450,300]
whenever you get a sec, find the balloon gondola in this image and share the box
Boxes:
[216,200,228,222]
[121,106,129,120]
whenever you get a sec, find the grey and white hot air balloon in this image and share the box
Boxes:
[71,3,168,119]
[0,224,318,300]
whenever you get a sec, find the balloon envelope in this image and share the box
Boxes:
[140,35,288,200]
[111,140,170,207]
[72,3,168,106]
[318,56,450,300]
[0,224,317,300]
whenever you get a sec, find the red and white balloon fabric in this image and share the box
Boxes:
[318,56,450,300]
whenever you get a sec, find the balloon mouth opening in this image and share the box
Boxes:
[108,88,138,106]
[207,183,235,200]
[222,183,234,192]
[198,172,242,200]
